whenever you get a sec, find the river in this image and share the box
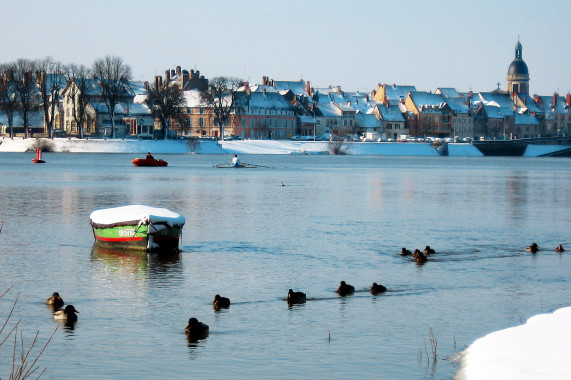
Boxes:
[0,153,569,379]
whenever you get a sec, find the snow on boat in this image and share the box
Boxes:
[90,205,185,251]
[132,158,168,167]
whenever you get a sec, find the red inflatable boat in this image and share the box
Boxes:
[132,158,168,167]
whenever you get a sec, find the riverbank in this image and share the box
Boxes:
[0,136,477,156]
[0,136,567,156]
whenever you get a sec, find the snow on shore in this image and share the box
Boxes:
[456,306,571,380]
[0,137,488,156]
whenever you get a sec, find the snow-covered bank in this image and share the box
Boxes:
[456,306,571,379]
[0,136,565,156]
[0,137,224,154]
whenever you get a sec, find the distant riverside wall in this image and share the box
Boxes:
[4,136,564,157]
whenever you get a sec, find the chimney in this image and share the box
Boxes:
[306,81,310,95]
[170,69,175,77]
[566,93,571,106]
[183,71,189,86]
[371,89,376,98]
[176,66,181,75]
[553,93,558,106]
[144,81,149,91]
[165,70,171,84]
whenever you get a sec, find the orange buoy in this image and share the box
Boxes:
[32,148,45,164]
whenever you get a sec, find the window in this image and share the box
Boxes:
[199,118,204,127]
[186,118,192,127]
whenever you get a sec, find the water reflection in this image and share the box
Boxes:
[90,244,183,281]
[91,245,148,277]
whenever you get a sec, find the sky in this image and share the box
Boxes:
[2,0,569,96]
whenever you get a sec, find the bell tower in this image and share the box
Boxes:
[507,39,530,95]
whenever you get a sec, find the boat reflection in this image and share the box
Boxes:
[90,244,183,279]
[91,244,148,275]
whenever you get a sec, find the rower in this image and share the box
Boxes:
[231,154,240,167]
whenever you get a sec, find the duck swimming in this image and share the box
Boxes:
[424,246,436,255]
[413,249,427,263]
[287,289,306,304]
[185,318,209,342]
[526,243,540,253]
[370,283,387,295]
[400,248,412,256]
[337,281,355,296]
[213,294,230,309]
[555,244,565,253]
[46,292,64,309]
[53,305,79,322]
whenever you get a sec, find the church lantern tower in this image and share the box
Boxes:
[507,40,530,95]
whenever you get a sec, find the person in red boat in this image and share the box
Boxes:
[146,152,154,159]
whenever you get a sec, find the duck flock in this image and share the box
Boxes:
[46,243,564,342]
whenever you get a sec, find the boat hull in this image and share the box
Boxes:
[92,224,182,251]
[132,158,168,167]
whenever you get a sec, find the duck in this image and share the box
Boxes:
[525,243,540,253]
[46,292,64,309]
[424,246,436,255]
[53,305,79,322]
[370,282,387,295]
[400,248,412,256]
[185,318,209,341]
[287,289,306,304]
[413,249,427,263]
[213,294,230,310]
[555,244,565,253]
[336,281,355,296]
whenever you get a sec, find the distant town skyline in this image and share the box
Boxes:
[3,0,569,95]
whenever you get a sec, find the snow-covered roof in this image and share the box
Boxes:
[355,112,381,129]
[251,91,293,109]
[446,97,470,113]
[435,88,460,98]
[376,104,405,122]
[316,102,342,117]
[247,84,278,93]
[477,92,515,108]
[0,110,44,127]
[382,84,416,101]
[182,90,208,107]
[274,80,308,96]
[409,91,446,107]
[90,102,151,115]
[515,113,540,125]
[129,81,149,95]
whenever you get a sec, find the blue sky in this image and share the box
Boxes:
[3,0,569,95]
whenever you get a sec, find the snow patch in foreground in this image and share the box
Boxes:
[457,306,571,380]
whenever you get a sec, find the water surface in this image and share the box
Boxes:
[0,153,570,379]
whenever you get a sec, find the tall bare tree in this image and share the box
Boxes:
[92,56,132,139]
[37,57,65,138]
[0,64,17,138]
[200,76,242,140]
[145,82,186,140]
[64,64,91,138]
[13,59,40,139]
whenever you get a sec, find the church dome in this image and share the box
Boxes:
[508,59,529,76]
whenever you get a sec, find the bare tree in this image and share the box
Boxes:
[144,82,186,140]
[64,64,91,138]
[200,76,242,140]
[92,56,132,139]
[0,64,17,138]
[13,59,40,139]
[36,57,66,139]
